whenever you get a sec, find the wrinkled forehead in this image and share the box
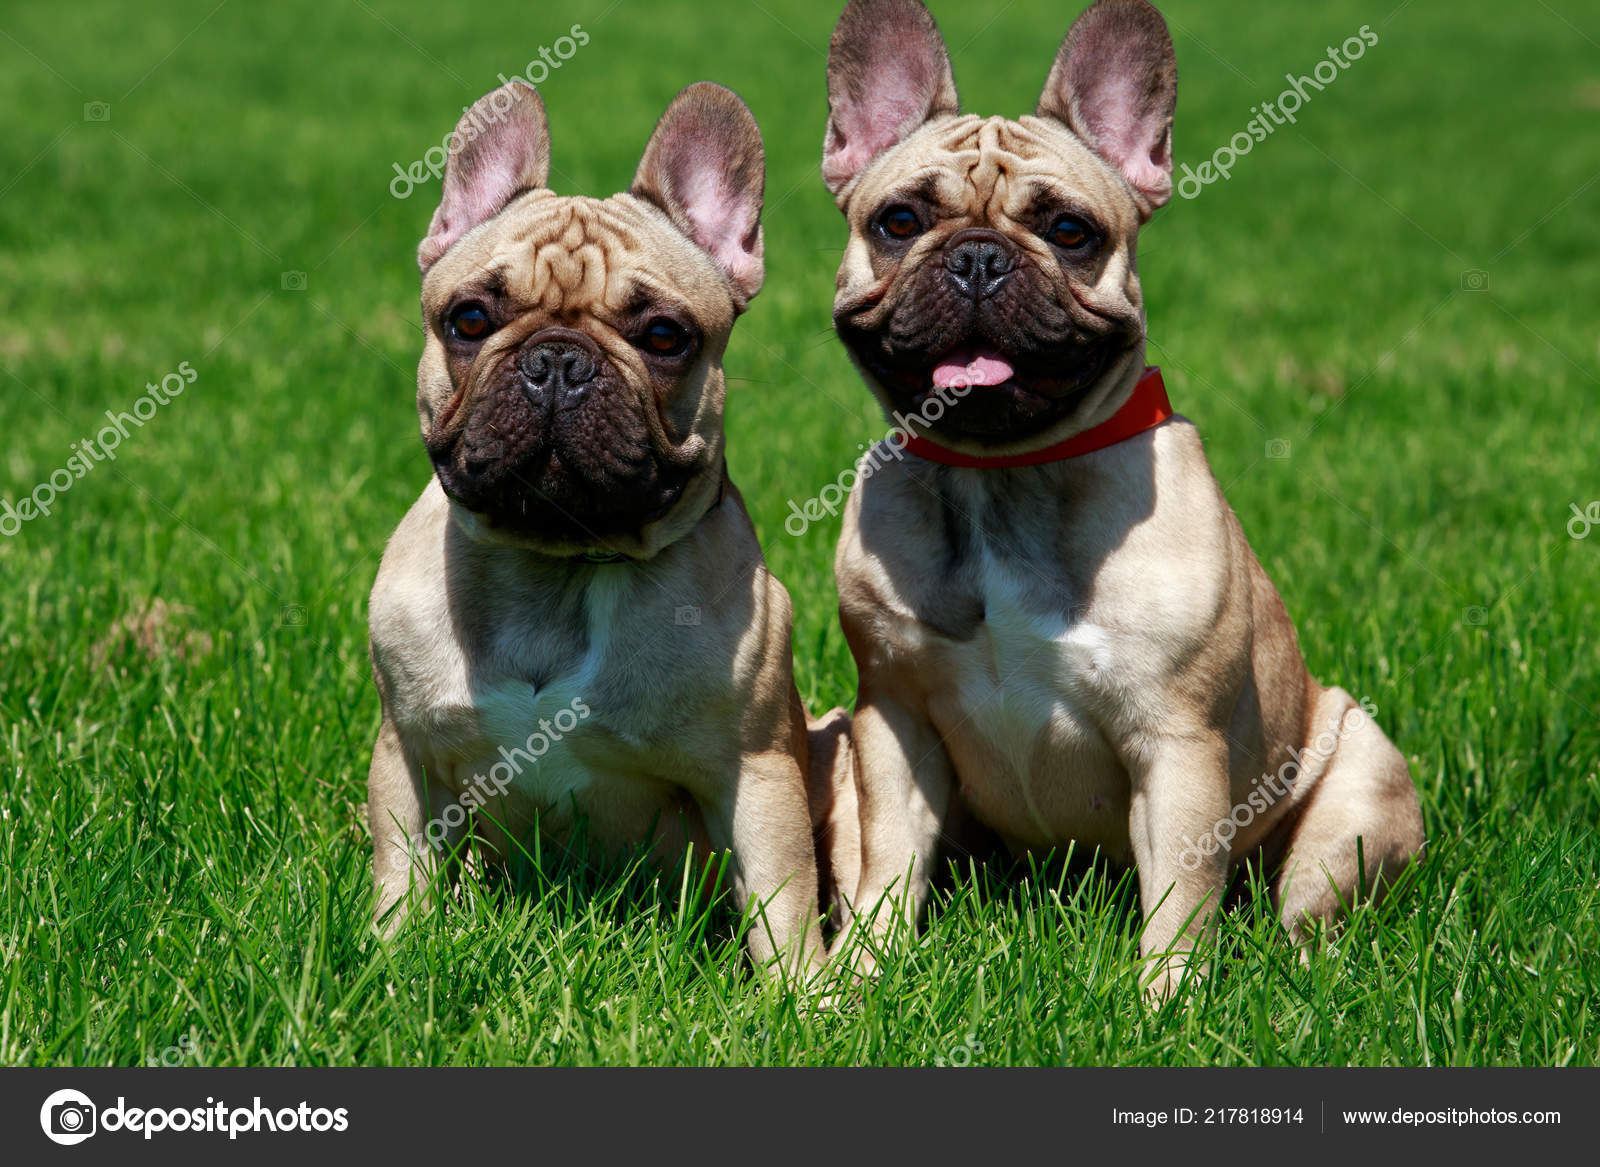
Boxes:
[425,192,724,318]
[865,114,1136,229]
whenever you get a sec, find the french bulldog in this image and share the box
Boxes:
[820,0,1424,995]
[366,80,860,979]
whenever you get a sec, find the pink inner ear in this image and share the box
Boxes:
[1078,75,1169,195]
[1045,6,1176,209]
[456,139,537,227]
[1121,152,1169,200]
[679,167,760,291]
[825,58,944,187]
[418,84,548,271]
[421,140,534,267]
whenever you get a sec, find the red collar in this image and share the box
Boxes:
[901,366,1171,468]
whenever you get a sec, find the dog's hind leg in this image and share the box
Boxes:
[806,707,862,934]
[1271,687,1425,942]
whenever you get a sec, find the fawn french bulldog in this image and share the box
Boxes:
[366,80,859,978]
[821,0,1423,995]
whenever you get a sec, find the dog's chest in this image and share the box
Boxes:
[408,573,688,802]
[923,552,1142,846]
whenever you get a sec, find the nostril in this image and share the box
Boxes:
[522,349,554,386]
[982,244,1014,275]
[561,350,596,385]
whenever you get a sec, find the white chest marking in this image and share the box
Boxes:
[466,570,635,800]
[976,551,1119,701]
[940,554,1124,836]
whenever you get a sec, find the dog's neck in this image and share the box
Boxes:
[903,367,1171,469]
[567,465,729,565]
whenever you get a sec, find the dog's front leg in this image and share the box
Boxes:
[700,752,828,983]
[368,718,459,937]
[838,689,956,974]
[1126,731,1233,1001]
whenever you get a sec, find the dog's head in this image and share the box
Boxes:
[823,0,1175,449]
[415,81,764,557]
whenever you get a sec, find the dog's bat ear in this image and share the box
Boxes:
[632,82,765,308]
[418,82,551,272]
[822,0,959,199]
[1037,0,1177,215]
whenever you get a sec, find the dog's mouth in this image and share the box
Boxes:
[426,364,694,546]
[431,436,690,546]
[849,333,1119,444]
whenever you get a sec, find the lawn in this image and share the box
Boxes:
[0,0,1596,1066]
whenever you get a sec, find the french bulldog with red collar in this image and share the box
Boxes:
[821,0,1423,996]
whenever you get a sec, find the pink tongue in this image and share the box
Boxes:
[932,346,1015,389]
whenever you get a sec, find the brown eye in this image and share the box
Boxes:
[447,302,493,341]
[641,318,690,357]
[1046,215,1094,250]
[876,205,923,240]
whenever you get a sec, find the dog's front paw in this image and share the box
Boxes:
[1141,954,1207,1006]
[824,921,889,987]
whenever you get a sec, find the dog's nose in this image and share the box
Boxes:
[944,233,1015,299]
[519,340,598,402]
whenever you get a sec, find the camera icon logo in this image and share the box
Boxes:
[280,270,308,291]
[674,605,701,626]
[1463,605,1488,626]
[1265,438,1292,460]
[83,101,111,122]
[279,603,307,628]
[1461,269,1490,292]
[40,1088,97,1145]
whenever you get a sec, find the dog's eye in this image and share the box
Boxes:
[447,302,494,342]
[640,318,690,357]
[1045,215,1095,251]
[875,205,923,240]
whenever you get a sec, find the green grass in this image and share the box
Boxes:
[1,0,1597,1066]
